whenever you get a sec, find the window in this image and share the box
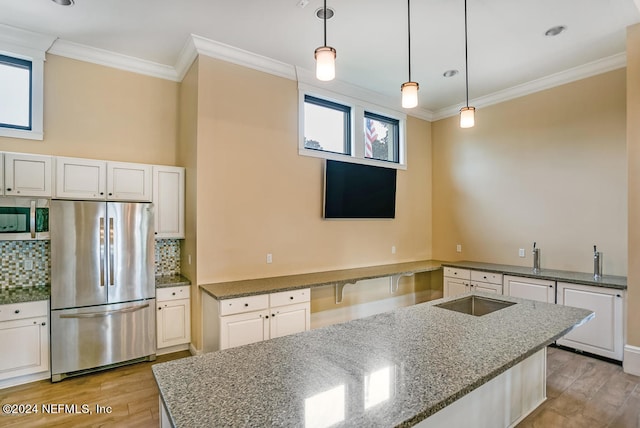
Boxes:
[364,112,399,163]
[303,95,351,155]
[299,85,406,170]
[0,54,32,130]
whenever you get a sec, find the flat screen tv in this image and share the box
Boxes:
[323,159,397,219]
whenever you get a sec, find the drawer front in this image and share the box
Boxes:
[270,288,311,307]
[0,300,48,322]
[219,294,269,316]
[443,267,471,280]
[157,286,191,302]
[471,270,503,285]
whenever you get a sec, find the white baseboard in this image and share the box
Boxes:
[0,370,50,390]
[623,345,640,376]
[156,343,190,356]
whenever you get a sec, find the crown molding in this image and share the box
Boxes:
[47,39,180,81]
[431,52,627,121]
[0,24,56,60]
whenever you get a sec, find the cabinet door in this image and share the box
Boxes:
[55,157,107,200]
[471,281,502,294]
[157,298,191,349]
[152,166,185,238]
[0,153,3,196]
[270,302,310,339]
[444,277,470,298]
[0,316,49,381]
[220,309,269,350]
[4,153,52,197]
[107,162,152,201]
[556,282,623,360]
[503,276,555,303]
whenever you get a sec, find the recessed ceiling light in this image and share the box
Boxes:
[315,7,334,20]
[443,70,458,78]
[51,0,74,5]
[545,25,567,37]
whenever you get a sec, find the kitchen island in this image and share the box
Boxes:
[153,293,592,428]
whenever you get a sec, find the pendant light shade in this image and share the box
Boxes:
[315,46,336,81]
[401,82,419,108]
[460,106,475,128]
[315,0,336,81]
[459,0,475,128]
[401,0,419,108]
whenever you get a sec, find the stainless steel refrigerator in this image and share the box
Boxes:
[50,200,156,382]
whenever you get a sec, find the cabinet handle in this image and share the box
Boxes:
[108,193,113,196]
[6,188,11,192]
[14,309,20,314]
[41,322,46,326]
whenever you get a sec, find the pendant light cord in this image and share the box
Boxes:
[464,0,469,107]
[324,0,328,46]
[407,0,412,82]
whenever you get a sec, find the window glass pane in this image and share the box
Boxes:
[0,55,31,130]
[304,95,350,155]
[364,113,399,163]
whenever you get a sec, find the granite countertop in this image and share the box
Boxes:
[156,274,191,289]
[200,260,444,300]
[0,285,50,305]
[153,293,592,428]
[442,261,627,290]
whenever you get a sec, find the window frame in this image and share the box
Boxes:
[303,94,352,156]
[0,54,33,131]
[364,111,400,164]
[298,84,407,170]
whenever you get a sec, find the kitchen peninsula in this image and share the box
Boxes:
[153,293,592,427]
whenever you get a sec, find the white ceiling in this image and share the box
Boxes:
[1,0,639,116]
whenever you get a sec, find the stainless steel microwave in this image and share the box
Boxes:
[0,197,50,240]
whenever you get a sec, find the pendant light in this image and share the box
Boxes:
[401,0,419,108]
[315,0,336,81]
[459,0,475,128]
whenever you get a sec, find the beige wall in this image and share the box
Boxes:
[0,54,179,165]
[192,56,433,284]
[432,69,627,276]
[627,23,640,348]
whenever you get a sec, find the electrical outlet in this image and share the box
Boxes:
[24,259,33,270]
[456,244,462,253]
[266,253,273,264]
[391,246,396,254]
[518,248,525,258]
[188,254,192,265]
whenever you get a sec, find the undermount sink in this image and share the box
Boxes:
[435,295,516,316]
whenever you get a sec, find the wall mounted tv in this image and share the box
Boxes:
[323,159,397,219]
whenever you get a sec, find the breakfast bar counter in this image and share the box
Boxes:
[153,293,592,427]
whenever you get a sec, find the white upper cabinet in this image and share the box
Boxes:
[55,157,152,202]
[152,165,185,239]
[107,161,152,201]
[55,157,106,200]
[4,153,52,197]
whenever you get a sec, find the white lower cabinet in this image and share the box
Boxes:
[444,267,471,298]
[556,282,624,361]
[156,286,191,354]
[503,275,555,303]
[0,300,49,388]
[203,288,311,352]
[470,270,503,294]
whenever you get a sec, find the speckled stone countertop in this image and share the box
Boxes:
[153,293,592,428]
[0,285,50,304]
[442,261,627,290]
[200,260,444,300]
[156,274,191,289]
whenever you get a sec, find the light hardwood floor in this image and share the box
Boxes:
[0,351,190,428]
[518,346,640,428]
[1,348,638,427]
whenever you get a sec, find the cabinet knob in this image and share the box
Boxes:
[616,294,621,298]
[272,314,276,317]
[155,232,158,235]
[290,296,294,300]
[265,315,269,319]
[41,322,46,326]
[483,276,487,279]
[549,285,553,288]
[158,307,162,310]
[100,192,104,195]
[470,284,474,287]
[108,193,113,196]
[244,303,249,307]
[172,292,176,296]
[14,309,20,314]
[6,188,11,192]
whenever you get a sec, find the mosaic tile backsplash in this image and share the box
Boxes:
[0,239,181,288]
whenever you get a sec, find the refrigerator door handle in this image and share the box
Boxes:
[59,303,150,318]
[109,217,115,286]
[30,200,36,239]
[99,217,105,287]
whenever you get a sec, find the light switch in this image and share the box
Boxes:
[519,248,525,258]
[456,244,462,253]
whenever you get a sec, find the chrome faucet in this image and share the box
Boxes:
[593,245,602,279]
[532,242,540,273]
